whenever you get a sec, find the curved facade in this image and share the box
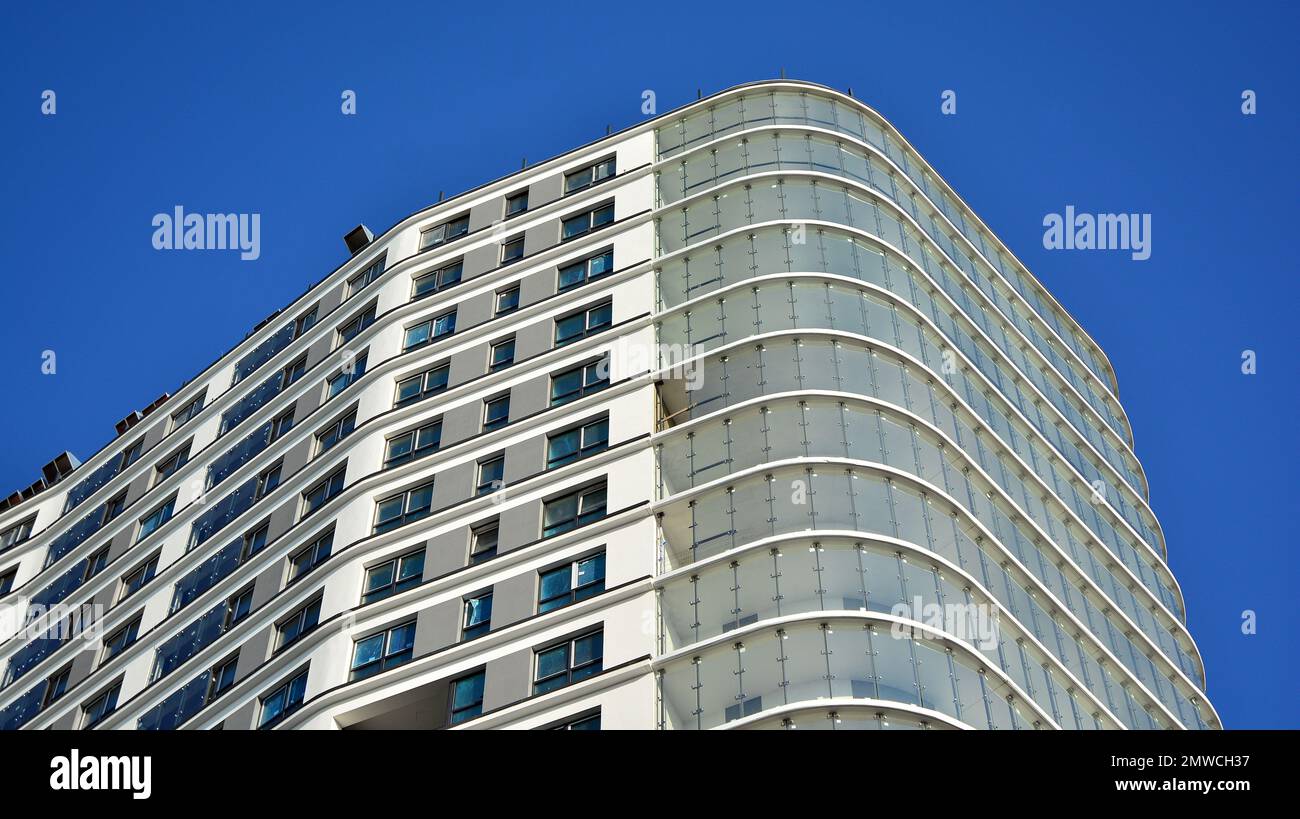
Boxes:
[0,80,1217,730]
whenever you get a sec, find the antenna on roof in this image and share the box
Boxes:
[847,86,854,97]
[696,88,702,100]
[438,191,444,202]
[521,157,527,169]
[779,67,785,79]
[606,124,611,135]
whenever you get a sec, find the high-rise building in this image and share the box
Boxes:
[0,80,1218,730]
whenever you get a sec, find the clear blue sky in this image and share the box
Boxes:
[1,1,1295,728]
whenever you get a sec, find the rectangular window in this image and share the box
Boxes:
[315,409,356,454]
[120,554,159,600]
[1,568,17,595]
[505,190,529,217]
[395,362,449,407]
[489,337,515,372]
[555,301,613,346]
[500,235,524,264]
[1,516,36,552]
[483,394,510,432]
[241,522,269,560]
[337,303,377,347]
[362,550,425,604]
[534,630,603,694]
[207,655,239,703]
[412,259,463,299]
[373,482,434,534]
[462,591,492,641]
[561,202,614,241]
[289,529,333,582]
[254,462,282,501]
[449,670,485,725]
[83,681,122,728]
[384,420,441,468]
[281,356,307,388]
[538,553,606,613]
[84,546,110,580]
[495,286,520,315]
[547,418,609,469]
[327,351,368,398]
[171,392,205,431]
[564,157,615,194]
[102,617,141,663]
[224,587,254,629]
[302,467,346,517]
[550,358,610,406]
[258,668,308,728]
[350,621,416,681]
[134,496,175,543]
[557,249,613,291]
[44,666,71,707]
[347,254,387,298]
[542,484,607,538]
[295,304,319,337]
[103,490,128,525]
[153,443,191,485]
[276,598,322,650]
[552,712,601,730]
[404,311,457,351]
[470,521,498,565]
[270,406,296,442]
[477,455,504,496]
[419,214,470,250]
[119,439,144,472]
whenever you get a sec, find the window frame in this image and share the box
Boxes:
[541,483,608,538]
[449,670,485,725]
[361,549,425,604]
[563,157,616,195]
[373,481,435,534]
[554,300,613,346]
[383,419,442,469]
[395,362,450,407]
[350,620,417,681]
[546,417,610,469]
[301,466,347,518]
[412,258,464,299]
[533,630,603,695]
[557,248,614,292]
[419,213,470,251]
[258,667,309,729]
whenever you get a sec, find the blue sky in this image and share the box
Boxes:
[1,1,1295,728]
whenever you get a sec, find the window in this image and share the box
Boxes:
[449,670,485,725]
[254,462,282,501]
[295,305,319,337]
[276,598,322,650]
[83,681,122,728]
[281,356,307,388]
[350,621,416,681]
[551,712,601,730]
[495,286,520,315]
[561,202,614,241]
[420,214,469,250]
[270,407,296,442]
[500,235,524,263]
[555,301,612,345]
[241,522,270,560]
[505,189,529,217]
[477,455,504,496]
[542,484,607,538]
[489,337,515,372]
[395,363,449,406]
[302,467,346,517]
[538,553,605,613]
[103,490,128,525]
[328,351,368,398]
[224,587,255,629]
[362,550,425,604]
[534,630,603,694]
[259,668,308,728]
[462,591,492,641]
[374,482,434,533]
[85,546,110,580]
[207,655,239,703]
[315,409,356,454]
[290,530,333,582]
[483,394,510,432]
[547,418,609,469]
[44,666,71,707]
[557,249,613,291]
[404,311,456,350]
[337,303,377,346]
[153,443,191,485]
[119,439,144,472]
[470,521,498,565]
[384,420,441,468]
[171,392,205,431]
[102,617,141,663]
[347,254,387,297]
[551,358,610,406]
[0,567,16,596]
[412,259,463,298]
[133,493,174,540]
[1,516,36,551]
[120,555,159,600]
[564,157,615,194]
